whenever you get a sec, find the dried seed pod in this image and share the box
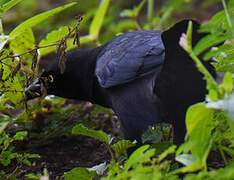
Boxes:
[0,66,4,81]
[31,49,38,72]
[40,81,47,98]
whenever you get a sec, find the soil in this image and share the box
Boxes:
[16,136,111,180]
[2,101,120,180]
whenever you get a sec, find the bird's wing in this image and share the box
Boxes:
[95,30,165,88]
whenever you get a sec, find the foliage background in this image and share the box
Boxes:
[0,0,233,179]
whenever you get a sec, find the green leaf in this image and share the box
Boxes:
[194,32,232,56]
[111,140,136,158]
[157,145,176,163]
[1,159,11,166]
[175,154,199,166]
[25,174,40,179]
[151,142,172,156]
[0,0,10,6]
[72,123,109,144]
[13,131,27,140]
[208,89,219,101]
[87,162,107,175]
[220,72,233,94]
[199,11,227,33]
[204,44,233,60]
[177,103,215,170]
[186,103,214,141]
[89,0,110,39]
[22,159,31,166]
[64,167,97,180]
[120,0,146,18]
[9,2,77,39]
[141,126,163,144]
[206,93,234,121]
[24,154,40,159]
[0,0,23,14]
[9,28,35,54]
[124,145,155,171]
[39,26,69,56]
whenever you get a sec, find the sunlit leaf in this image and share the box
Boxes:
[72,123,110,144]
[0,0,23,14]
[89,0,110,39]
[64,167,97,180]
[9,2,77,39]
[112,140,136,158]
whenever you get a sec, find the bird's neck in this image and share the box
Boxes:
[67,46,112,107]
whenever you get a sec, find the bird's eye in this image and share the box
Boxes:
[48,75,54,83]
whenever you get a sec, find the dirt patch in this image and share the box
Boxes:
[14,136,110,179]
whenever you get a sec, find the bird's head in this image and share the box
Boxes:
[25,58,71,100]
[25,49,97,101]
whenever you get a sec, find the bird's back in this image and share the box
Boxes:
[95,30,165,88]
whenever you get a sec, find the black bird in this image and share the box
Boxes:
[25,19,216,146]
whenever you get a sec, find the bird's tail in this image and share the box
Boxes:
[154,19,217,144]
[154,19,216,103]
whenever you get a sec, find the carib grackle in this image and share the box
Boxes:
[25,19,216,146]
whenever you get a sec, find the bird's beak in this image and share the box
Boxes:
[25,79,42,100]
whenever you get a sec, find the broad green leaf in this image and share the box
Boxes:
[39,26,70,56]
[186,103,214,141]
[25,174,41,179]
[9,28,35,55]
[151,142,172,156]
[208,89,218,101]
[179,103,215,169]
[111,140,136,158]
[172,160,202,174]
[124,145,155,171]
[0,0,10,6]
[72,123,109,144]
[141,126,162,144]
[64,167,97,180]
[157,145,176,163]
[22,159,31,166]
[89,0,110,39]
[204,44,233,60]
[0,0,23,14]
[199,11,226,33]
[120,0,146,18]
[206,93,234,121]
[13,131,27,140]
[9,2,77,39]
[194,32,232,56]
[175,154,199,166]
[220,72,233,94]
[87,162,107,175]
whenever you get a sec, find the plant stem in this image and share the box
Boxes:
[221,0,233,29]
[219,145,228,166]
[107,144,116,162]
[147,0,154,23]
[189,51,219,91]
[0,43,57,62]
